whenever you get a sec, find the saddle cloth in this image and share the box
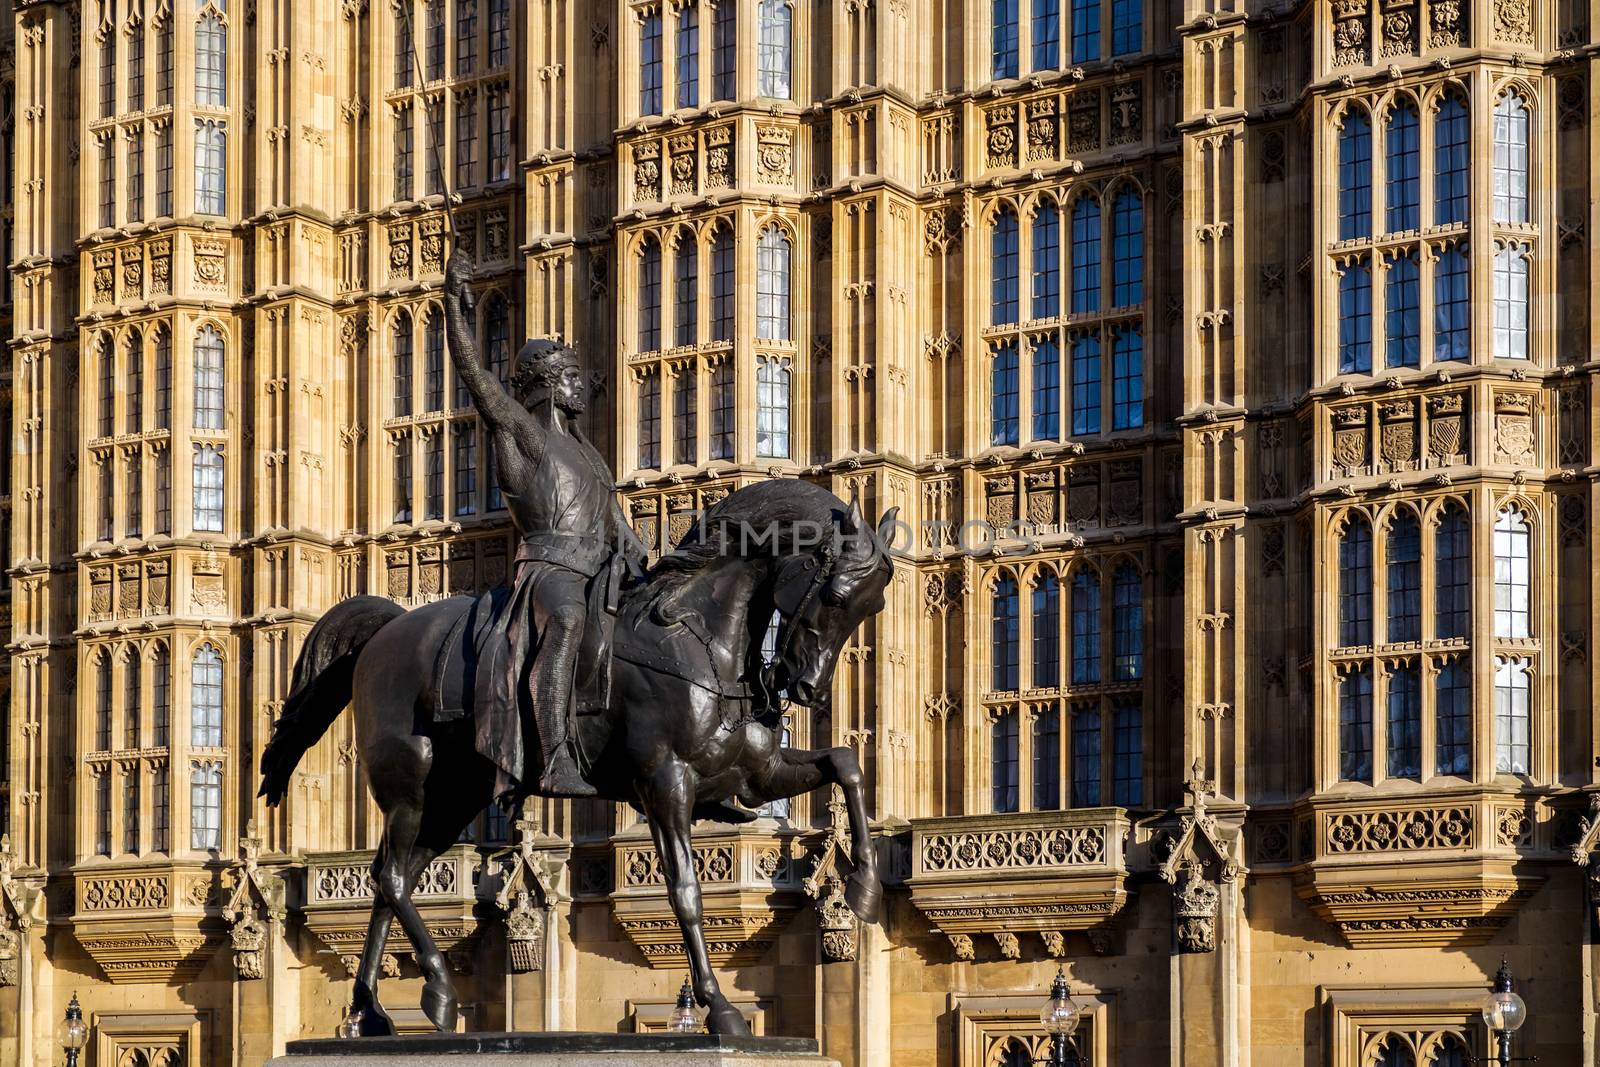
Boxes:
[431,570,616,728]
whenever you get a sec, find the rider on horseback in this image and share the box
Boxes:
[443,252,635,800]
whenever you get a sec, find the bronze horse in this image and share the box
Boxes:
[259,480,895,1036]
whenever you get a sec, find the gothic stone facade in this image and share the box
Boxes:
[2,1,1599,1065]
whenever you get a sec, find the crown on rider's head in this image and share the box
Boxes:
[512,337,579,392]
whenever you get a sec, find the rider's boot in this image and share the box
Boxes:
[536,739,598,797]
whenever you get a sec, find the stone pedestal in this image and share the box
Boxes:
[271,1033,840,1067]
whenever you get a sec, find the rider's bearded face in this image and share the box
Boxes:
[545,363,587,417]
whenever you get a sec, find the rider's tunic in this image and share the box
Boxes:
[478,420,616,802]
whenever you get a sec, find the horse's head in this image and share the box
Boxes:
[766,499,898,709]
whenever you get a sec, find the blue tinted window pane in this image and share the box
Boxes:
[1387,512,1421,642]
[1111,700,1141,805]
[1112,564,1142,680]
[992,0,1019,79]
[1111,188,1143,306]
[1339,517,1372,646]
[1338,259,1372,374]
[1032,209,1060,319]
[1033,0,1060,69]
[1387,665,1421,780]
[1339,666,1373,782]
[1070,570,1100,685]
[1032,577,1060,687]
[1071,0,1100,63]
[1385,252,1420,368]
[992,711,1019,812]
[992,343,1020,446]
[1032,338,1060,440]
[1434,505,1470,639]
[993,210,1020,324]
[1434,94,1469,225]
[1338,113,1372,241]
[1111,0,1141,55]
[1111,327,1143,430]
[1433,247,1470,361]
[992,577,1020,690]
[1071,334,1101,436]
[1071,707,1101,806]
[1435,659,1471,775]
[1032,709,1060,809]
[640,13,663,115]
[1070,199,1101,313]
[1385,103,1420,232]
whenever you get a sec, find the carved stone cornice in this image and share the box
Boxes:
[609,824,804,969]
[906,810,1132,960]
[1293,791,1551,948]
[69,860,228,983]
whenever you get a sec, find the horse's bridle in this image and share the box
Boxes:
[769,537,841,675]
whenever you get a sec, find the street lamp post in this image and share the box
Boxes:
[58,993,88,1067]
[1481,961,1531,1067]
[1037,967,1081,1067]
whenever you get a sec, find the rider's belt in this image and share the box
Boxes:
[515,533,608,578]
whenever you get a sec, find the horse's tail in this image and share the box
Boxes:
[258,595,407,805]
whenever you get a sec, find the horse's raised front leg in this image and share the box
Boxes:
[743,744,881,924]
[643,762,750,1036]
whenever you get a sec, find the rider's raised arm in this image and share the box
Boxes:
[444,253,545,461]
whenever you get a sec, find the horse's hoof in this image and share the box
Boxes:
[845,867,882,924]
[421,980,459,1033]
[356,1003,398,1037]
[705,1002,752,1037]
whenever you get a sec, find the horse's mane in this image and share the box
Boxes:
[628,479,846,622]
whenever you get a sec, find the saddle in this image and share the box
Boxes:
[431,569,617,726]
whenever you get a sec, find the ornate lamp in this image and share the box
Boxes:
[1481,961,1532,1067]
[669,977,701,1034]
[1037,967,1081,1067]
[59,994,88,1067]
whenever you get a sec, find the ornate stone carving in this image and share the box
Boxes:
[1428,0,1463,46]
[806,788,862,964]
[985,105,1016,169]
[418,216,444,275]
[921,825,1106,872]
[1379,0,1416,56]
[0,838,40,988]
[193,237,227,291]
[120,245,143,301]
[387,221,413,280]
[1025,98,1056,161]
[1108,84,1141,145]
[1331,406,1369,473]
[1571,795,1600,933]
[1067,92,1099,153]
[669,133,697,196]
[1493,392,1536,465]
[704,125,732,188]
[1325,806,1472,853]
[1427,393,1465,462]
[493,800,564,974]
[148,237,172,294]
[755,124,793,182]
[1173,862,1219,953]
[93,250,115,303]
[1494,0,1532,43]
[1333,0,1371,65]
[1378,399,1416,470]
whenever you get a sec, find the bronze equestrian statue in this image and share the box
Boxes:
[258,253,897,1038]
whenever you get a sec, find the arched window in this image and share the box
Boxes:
[1435,93,1469,225]
[1070,569,1100,684]
[992,342,1019,446]
[992,576,1020,691]
[190,762,222,850]
[194,325,225,429]
[638,239,662,351]
[424,313,444,412]
[639,9,663,114]
[1111,186,1143,306]
[156,13,174,107]
[455,0,478,74]
[637,371,660,469]
[99,11,117,119]
[1434,245,1470,361]
[1112,563,1142,681]
[1071,0,1101,63]
[1338,110,1372,240]
[1494,658,1531,775]
[1386,511,1421,642]
[1032,0,1059,71]
[191,645,223,747]
[674,5,699,107]
[1435,658,1471,776]
[757,0,792,99]
[1387,664,1420,780]
[1339,515,1373,646]
[674,239,698,347]
[1032,205,1060,319]
[194,120,227,214]
[153,644,170,746]
[1071,706,1101,806]
[1435,503,1470,639]
[1385,251,1420,369]
[1493,91,1530,224]
[124,652,141,748]
[98,338,115,437]
[992,0,1019,80]
[95,653,113,751]
[1112,699,1142,805]
[1492,245,1529,360]
[1070,198,1101,314]
[125,331,143,432]
[1032,707,1060,810]
[991,710,1019,812]
[711,228,735,340]
[992,207,1020,325]
[1338,258,1372,374]
[1070,333,1101,436]
[1339,665,1373,782]
[755,359,790,458]
[1432,1035,1469,1067]
[1031,339,1059,441]
[193,444,224,531]
[756,225,791,340]
[1493,507,1531,638]
[392,311,414,416]
[195,11,227,107]
[1385,100,1420,232]
[1374,1035,1416,1067]
[1032,573,1060,688]
[1111,326,1143,430]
